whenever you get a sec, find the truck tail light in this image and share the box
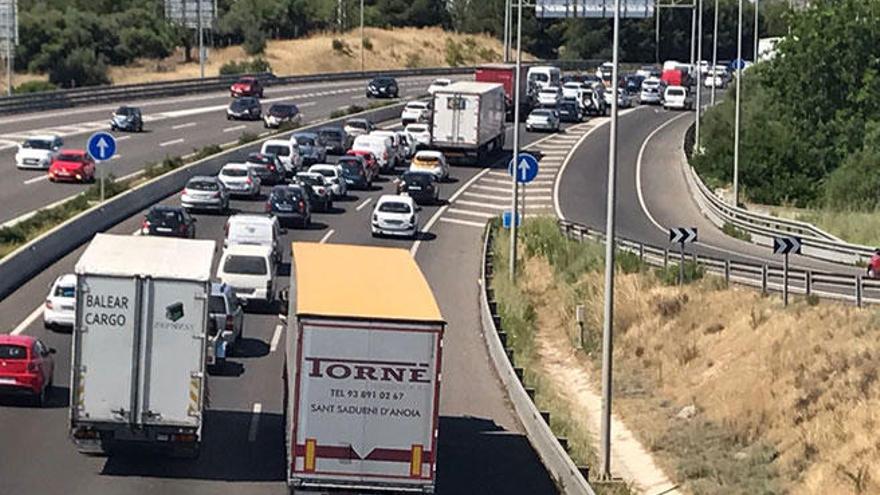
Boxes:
[298,201,305,211]
[225,315,235,331]
[171,433,197,443]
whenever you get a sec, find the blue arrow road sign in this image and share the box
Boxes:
[507,153,539,183]
[87,132,117,161]
[502,210,521,229]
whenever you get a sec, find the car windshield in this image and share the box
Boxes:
[0,344,26,359]
[188,180,219,191]
[270,105,293,116]
[375,78,395,85]
[402,172,433,185]
[379,202,412,214]
[295,136,315,146]
[56,153,84,162]
[432,80,449,87]
[246,154,272,165]
[264,145,290,157]
[312,169,334,177]
[319,129,341,140]
[415,154,439,164]
[271,188,301,202]
[297,175,321,186]
[339,161,362,176]
[531,73,549,83]
[115,107,136,116]
[208,295,227,315]
[407,102,426,110]
[148,209,182,225]
[54,284,75,298]
[237,78,255,85]
[540,89,557,95]
[23,139,53,150]
[223,255,267,275]
[407,125,427,133]
[222,167,248,177]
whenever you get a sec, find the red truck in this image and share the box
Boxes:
[475,63,532,120]
[661,68,691,88]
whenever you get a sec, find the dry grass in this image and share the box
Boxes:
[748,202,880,247]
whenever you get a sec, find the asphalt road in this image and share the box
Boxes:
[0,74,449,224]
[0,119,575,494]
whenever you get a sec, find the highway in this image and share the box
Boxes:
[0,74,446,224]
[0,113,589,493]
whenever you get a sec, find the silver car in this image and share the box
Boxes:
[181,176,230,212]
[206,283,245,369]
[525,108,560,132]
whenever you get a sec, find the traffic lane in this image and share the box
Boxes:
[0,83,427,224]
[0,74,446,136]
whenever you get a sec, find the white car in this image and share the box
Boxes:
[537,86,562,107]
[396,130,416,160]
[409,150,449,181]
[400,101,432,126]
[261,139,302,176]
[640,78,663,104]
[16,135,63,169]
[44,273,76,329]
[427,78,452,95]
[308,164,347,198]
[525,109,560,132]
[405,123,431,150]
[663,85,693,110]
[224,213,283,263]
[561,81,585,100]
[371,194,419,239]
[217,244,276,304]
[218,163,261,198]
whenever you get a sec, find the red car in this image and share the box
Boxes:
[48,149,96,183]
[230,76,264,98]
[345,149,379,179]
[0,334,55,406]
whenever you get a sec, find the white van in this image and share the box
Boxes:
[352,134,394,172]
[217,244,276,305]
[370,130,405,166]
[261,139,303,176]
[527,66,561,90]
[224,214,283,264]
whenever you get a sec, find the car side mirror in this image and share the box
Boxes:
[49,348,57,354]
[192,218,198,222]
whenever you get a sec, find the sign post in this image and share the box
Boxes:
[773,236,802,306]
[87,132,117,202]
[0,0,18,96]
[669,227,698,285]
[164,0,216,78]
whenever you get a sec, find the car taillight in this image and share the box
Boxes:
[265,202,271,212]
[45,299,53,310]
[246,177,253,185]
[225,315,235,331]
[268,164,276,172]
[318,187,326,195]
[212,191,220,198]
[142,219,150,231]
[299,201,305,210]
[181,189,186,198]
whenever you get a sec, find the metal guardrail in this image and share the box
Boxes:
[479,223,597,495]
[558,219,880,306]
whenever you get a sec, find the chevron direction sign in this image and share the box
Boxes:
[773,236,802,255]
[669,227,698,244]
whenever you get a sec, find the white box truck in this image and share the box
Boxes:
[69,233,215,457]
[430,81,506,165]
[284,243,445,494]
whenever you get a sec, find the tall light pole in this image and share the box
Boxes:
[711,0,719,105]
[689,2,697,67]
[600,0,622,481]
[197,0,204,79]
[508,0,523,282]
[360,0,365,72]
[695,0,703,150]
[753,0,759,62]
[733,0,743,206]
[503,0,511,62]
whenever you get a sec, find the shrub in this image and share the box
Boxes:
[655,261,704,286]
[219,58,272,76]
[13,80,57,94]
[362,37,373,51]
[445,39,465,67]
[145,156,184,178]
[722,222,752,242]
[238,132,259,145]
[243,26,267,56]
[48,48,110,88]
[405,52,423,69]
[332,38,352,56]
[193,144,223,161]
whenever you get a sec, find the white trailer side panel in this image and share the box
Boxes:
[290,318,442,490]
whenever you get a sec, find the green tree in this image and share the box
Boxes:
[48,48,110,88]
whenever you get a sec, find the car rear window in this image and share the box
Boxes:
[270,105,294,116]
[402,173,433,185]
[54,285,75,298]
[297,175,322,186]
[188,180,219,191]
[264,145,290,157]
[532,110,552,117]
[347,121,368,130]
[340,161,363,175]
[407,125,427,133]
[223,255,268,275]
[222,167,248,177]
[148,209,182,225]
[668,89,685,96]
[295,136,315,146]
[378,202,412,214]
[312,169,334,178]
[319,129,341,139]
[0,344,27,359]
[415,155,439,164]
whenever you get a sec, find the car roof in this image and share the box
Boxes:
[297,172,322,179]
[222,162,250,170]
[25,134,60,142]
[309,164,336,171]
[415,150,443,158]
[0,334,35,346]
[189,175,220,182]
[293,131,317,138]
[228,213,275,225]
[223,244,273,256]
[58,149,86,155]
[54,273,76,286]
[377,194,415,205]
[263,139,291,147]
[149,204,185,212]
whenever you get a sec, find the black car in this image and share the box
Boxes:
[396,171,439,205]
[557,100,583,123]
[624,75,645,95]
[245,152,284,185]
[317,126,351,155]
[141,205,196,238]
[338,156,371,190]
[227,97,262,120]
[266,185,311,228]
[366,77,399,98]
[110,106,143,132]
[263,103,301,129]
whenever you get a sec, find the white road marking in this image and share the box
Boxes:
[11,305,44,335]
[270,325,283,352]
[471,184,511,193]
[112,155,122,160]
[159,138,184,147]
[223,124,247,133]
[115,135,131,141]
[439,217,486,228]
[461,191,510,202]
[635,112,693,233]
[298,101,317,108]
[172,122,197,130]
[319,229,335,244]
[355,197,373,211]
[452,199,504,210]
[248,403,262,442]
[23,175,48,185]
[446,208,498,219]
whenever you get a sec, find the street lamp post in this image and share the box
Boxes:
[503,0,511,62]
[753,0,759,62]
[695,0,703,149]
[733,0,743,207]
[711,0,719,105]
[508,0,523,282]
[360,0,365,72]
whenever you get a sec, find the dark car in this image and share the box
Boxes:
[110,106,143,132]
[557,100,583,123]
[338,155,372,190]
[366,77,399,98]
[625,75,645,95]
[227,97,262,120]
[141,205,196,238]
[396,170,439,205]
[266,185,311,228]
[230,76,264,98]
[263,103,301,129]
[317,126,351,155]
[292,132,326,165]
[245,152,284,185]
[581,74,602,86]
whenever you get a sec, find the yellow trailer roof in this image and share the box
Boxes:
[292,242,443,323]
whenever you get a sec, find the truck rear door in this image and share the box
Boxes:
[139,278,206,427]
[74,275,140,424]
[433,92,478,146]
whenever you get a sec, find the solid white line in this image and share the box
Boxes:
[355,197,373,211]
[23,175,48,185]
[115,135,131,141]
[111,155,122,160]
[248,403,262,442]
[223,124,247,133]
[270,325,283,352]
[11,305,44,335]
[439,217,486,228]
[635,112,694,232]
[319,229,335,244]
[446,208,498,219]
[159,138,184,147]
[172,122,197,130]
